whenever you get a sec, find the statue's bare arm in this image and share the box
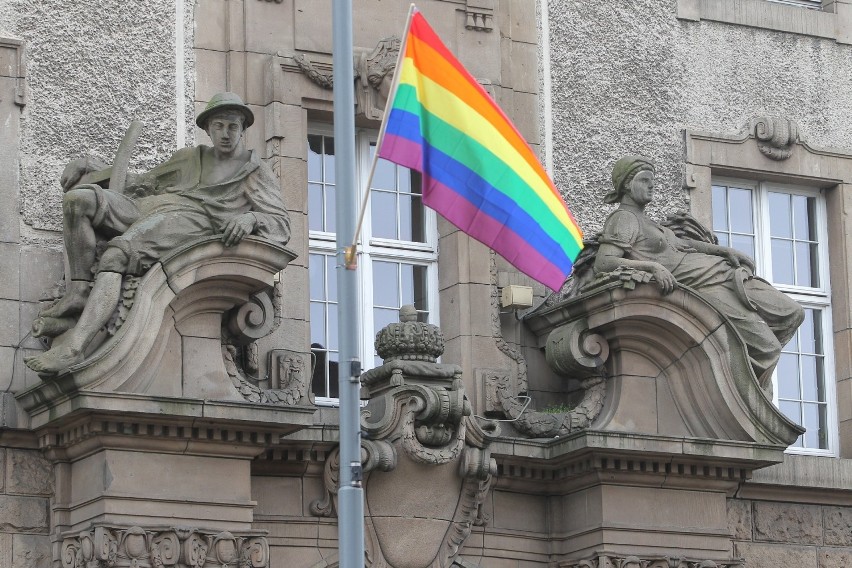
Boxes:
[594,242,676,294]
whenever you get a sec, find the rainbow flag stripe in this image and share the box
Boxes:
[378,10,583,291]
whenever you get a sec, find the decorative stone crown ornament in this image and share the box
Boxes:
[312,306,499,568]
[374,304,444,362]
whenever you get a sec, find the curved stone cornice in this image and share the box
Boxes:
[525,282,803,447]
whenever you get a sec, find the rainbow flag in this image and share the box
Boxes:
[378,9,583,291]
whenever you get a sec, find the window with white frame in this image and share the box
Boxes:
[307,127,438,404]
[712,179,836,454]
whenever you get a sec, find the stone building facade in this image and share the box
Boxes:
[0,1,850,567]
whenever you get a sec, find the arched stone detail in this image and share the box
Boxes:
[526,282,803,447]
[18,237,296,409]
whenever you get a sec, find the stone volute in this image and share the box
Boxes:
[311,306,499,568]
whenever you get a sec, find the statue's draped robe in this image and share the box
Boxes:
[88,146,290,275]
[600,207,804,381]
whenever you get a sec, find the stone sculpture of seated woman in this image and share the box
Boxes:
[594,155,804,385]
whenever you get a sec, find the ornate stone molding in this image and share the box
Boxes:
[561,554,743,568]
[464,0,494,32]
[16,237,299,410]
[753,116,799,160]
[61,526,269,568]
[312,307,499,568]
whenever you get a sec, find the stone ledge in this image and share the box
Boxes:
[677,0,842,41]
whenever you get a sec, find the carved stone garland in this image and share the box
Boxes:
[61,526,269,568]
[561,555,743,568]
[311,306,499,568]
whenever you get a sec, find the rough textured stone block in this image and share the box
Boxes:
[728,498,753,541]
[0,495,50,532]
[6,449,54,496]
[753,501,823,544]
[824,506,852,546]
[735,542,817,568]
[12,534,51,568]
[819,547,852,568]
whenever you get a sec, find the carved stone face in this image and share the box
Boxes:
[205,111,245,155]
[628,170,654,206]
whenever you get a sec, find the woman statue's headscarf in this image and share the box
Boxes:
[604,155,655,204]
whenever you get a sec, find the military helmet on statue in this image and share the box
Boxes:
[196,92,255,130]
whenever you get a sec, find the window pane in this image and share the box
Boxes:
[373,261,399,308]
[729,187,753,233]
[795,241,818,288]
[308,135,323,181]
[776,353,800,400]
[802,403,827,449]
[371,191,398,239]
[323,137,335,183]
[310,302,326,346]
[373,157,396,190]
[800,355,819,401]
[326,255,338,301]
[730,234,755,261]
[327,352,339,398]
[779,400,803,447]
[715,233,729,248]
[401,194,426,243]
[374,307,399,336]
[325,186,336,233]
[309,254,325,300]
[311,348,329,397]
[401,264,414,307]
[771,238,794,285]
[791,195,816,241]
[309,184,324,232]
[413,265,429,311]
[327,306,339,351]
[769,192,792,238]
[712,185,728,232]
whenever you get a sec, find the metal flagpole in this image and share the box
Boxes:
[332,1,365,567]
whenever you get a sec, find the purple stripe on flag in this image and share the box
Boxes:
[422,174,568,290]
[382,132,570,289]
[378,132,424,172]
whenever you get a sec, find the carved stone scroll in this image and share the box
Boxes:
[753,115,799,160]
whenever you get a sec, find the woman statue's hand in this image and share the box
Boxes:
[723,249,756,275]
[651,264,676,294]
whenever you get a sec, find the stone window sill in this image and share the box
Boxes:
[677,0,851,44]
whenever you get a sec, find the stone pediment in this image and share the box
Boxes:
[17,236,305,420]
[524,280,803,448]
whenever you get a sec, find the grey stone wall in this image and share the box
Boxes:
[0,448,53,568]
[729,499,852,568]
[547,0,852,233]
[0,0,196,240]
